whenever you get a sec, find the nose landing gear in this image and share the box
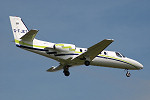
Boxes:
[125,70,131,77]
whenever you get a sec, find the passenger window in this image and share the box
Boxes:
[104,52,107,55]
[80,49,82,52]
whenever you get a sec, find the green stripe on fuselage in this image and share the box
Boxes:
[15,39,47,48]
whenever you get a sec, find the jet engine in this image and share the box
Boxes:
[53,43,76,52]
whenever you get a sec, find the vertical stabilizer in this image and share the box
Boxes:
[9,16,29,42]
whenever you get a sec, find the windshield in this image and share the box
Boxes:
[115,52,125,58]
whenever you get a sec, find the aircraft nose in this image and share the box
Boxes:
[125,58,143,70]
[138,62,143,69]
[134,60,143,70]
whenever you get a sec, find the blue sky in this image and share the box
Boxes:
[0,0,150,100]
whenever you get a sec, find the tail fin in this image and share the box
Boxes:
[9,16,29,40]
[10,16,38,44]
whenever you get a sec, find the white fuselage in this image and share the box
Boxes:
[16,39,143,70]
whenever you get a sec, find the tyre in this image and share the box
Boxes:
[84,61,90,66]
[63,71,70,76]
[126,72,131,77]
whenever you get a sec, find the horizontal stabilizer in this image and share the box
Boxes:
[20,29,38,42]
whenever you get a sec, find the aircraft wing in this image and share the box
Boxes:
[47,64,64,72]
[72,39,114,62]
[47,39,114,72]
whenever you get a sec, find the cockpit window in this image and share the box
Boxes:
[116,52,123,57]
[121,53,125,57]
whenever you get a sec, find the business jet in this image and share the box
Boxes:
[9,16,143,77]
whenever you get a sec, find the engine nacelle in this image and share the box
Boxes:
[53,43,76,52]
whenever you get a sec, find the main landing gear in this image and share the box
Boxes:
[63,60,90,76]
[125,69,131,77]
[63,70,70,76]
[63,65,70,76]
[84,61,90,66]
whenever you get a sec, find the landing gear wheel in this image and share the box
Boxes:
[84,61,90,66]
[63,65,70,76]
[126,71,131,77]
[63,71,70,76]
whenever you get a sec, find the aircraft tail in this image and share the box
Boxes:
[9,16,38,44]
[9,16,29,40]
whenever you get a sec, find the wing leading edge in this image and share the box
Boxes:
[71,39,114,62]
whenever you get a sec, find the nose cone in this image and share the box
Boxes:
[124,58,143,70]
[134,60,143,70]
